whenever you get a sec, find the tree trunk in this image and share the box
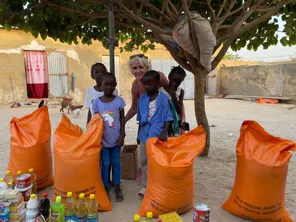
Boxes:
[194,69,210,156]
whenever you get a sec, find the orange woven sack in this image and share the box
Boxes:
[8,106,53,190]
[138,126,206,217]
[223,121,295,221]
[54,114,112,211]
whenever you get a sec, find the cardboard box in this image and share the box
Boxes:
[121,145,140,180]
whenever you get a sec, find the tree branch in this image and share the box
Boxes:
[115,1,171,35]
[42,0,106,19]
[155,33,193,72]
[216,3,244,23]
[140,16,166,27]
[183,49,199,73]
[213,0,237,34]
[216,0,227,19]
[237,0,294,36]
[181,0,200,65]
[219,25,232,29]
[7,1,46,21]
[206,0,216,21]
[211,36,235,70]
[163,0,175,21]
[137,0,173,23]
[168,0,178,15]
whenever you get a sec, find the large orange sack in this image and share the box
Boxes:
[8,106,53,189]
[54,114,112,211]
[138,126,206,217]
[223,121,295,221]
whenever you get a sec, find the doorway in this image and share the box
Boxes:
[47,51,68,97]
[24,50,49,98]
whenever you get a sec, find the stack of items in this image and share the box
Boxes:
[14,169,37,202]
[0,189,26,222]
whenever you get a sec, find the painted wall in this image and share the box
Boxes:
[219,63,296,99]
[0,29,173,104]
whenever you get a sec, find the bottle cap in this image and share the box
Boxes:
[67,192,73,198]
[17,171,22,175]
[43,193,48,198]
[90,194,95,200]
[5,171,11,175]
[147,212,153,219]
[79,193,85,199]
[29,168,34,173]
[0,178,3,182]
[30,194,37,200]
[56,196,62,203]
[134,214,140,221]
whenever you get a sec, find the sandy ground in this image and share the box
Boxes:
[0,99,295,222]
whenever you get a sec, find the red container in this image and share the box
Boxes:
[16,174,31,189]
[18,183,33,202]
[193,204,210,222]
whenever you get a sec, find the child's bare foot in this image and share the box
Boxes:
[115,185,124,202]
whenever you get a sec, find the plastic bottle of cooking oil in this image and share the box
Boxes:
[86,194,98,222]
[4,171,14,189]
[76,193,87,222]
[29,168,37,194]
[65,192,76,221]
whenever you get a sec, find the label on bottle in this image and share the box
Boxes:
[51,212,59,222]
[65,215,76,221]
[86,217,98,222]
[76,217,87,222]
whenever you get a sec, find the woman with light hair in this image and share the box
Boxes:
[125,54,181,199]
[125,54,180,122]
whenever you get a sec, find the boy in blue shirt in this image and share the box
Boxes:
[137,70,173,199]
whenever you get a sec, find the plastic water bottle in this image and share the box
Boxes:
[146,212,153,222]
[38,193,50,220]
[4,171,14,189]
[50,196,65,222]
[133,214,141,222]
[76,193,87,222]
[26,194,39,221]
[0,178,8,189]
[29,168,37,194]
[86,194,98,222]
[65,192,76,221]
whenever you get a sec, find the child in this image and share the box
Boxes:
[84,63,118,188]
[137,70,173,199]
[92,73,125,202]
[84,63,118,124]
[167,66,188,136]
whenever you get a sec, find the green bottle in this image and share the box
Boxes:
[50,196,65,222]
